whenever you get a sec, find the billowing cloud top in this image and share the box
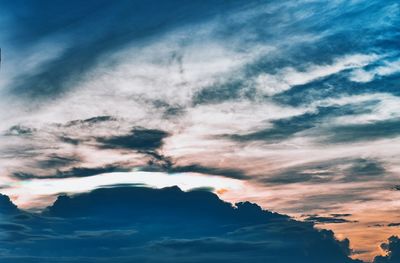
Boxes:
[0,186,360,263]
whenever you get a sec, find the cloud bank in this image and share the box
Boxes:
[0,186,360,263]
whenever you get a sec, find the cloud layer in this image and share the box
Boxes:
[0,186,360,263]
[0,0,399,261]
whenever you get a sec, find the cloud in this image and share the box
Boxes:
[0,194,18,214]
[4,125,36,136]
[304,215,356,224]
[228,112,317,142]
[141,151,248,180]
[350,59,400,83]
[0,1,399,261]
[2,171,244,209]
[64,116,116,127]
[169,164,248,180]
[96,128,169,151]
[259,158,387,185]
[35,154,81,169]
[12,165,131,180]
[227,94,400,145]
[374,236,400,263]
[228,103,371,143]
[0,186,361,263]
[323,118,400,143]
[254,54,378,96]
[3,0,255,100]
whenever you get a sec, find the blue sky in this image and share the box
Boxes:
[0,0,399,261]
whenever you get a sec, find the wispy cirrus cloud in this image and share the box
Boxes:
[0,1,399,261]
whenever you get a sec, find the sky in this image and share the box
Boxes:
[0,0,399,262]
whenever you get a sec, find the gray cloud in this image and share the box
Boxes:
[0,186,361,263]
[323,118,400,143]
[260,158,387,185]
[229,103,374,143]
[304,215,356,224]
[96,128,169,151]
[12,165,131,180]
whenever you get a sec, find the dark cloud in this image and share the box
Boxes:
[261,169,334,185]
[56,116,117,145]
[388,223,400,227]
[59,136,81,145]
[151,100,186,117]
[304,215,356,224]
[142,151,248,180]
[0,194,18,214]
[12,164,131,180]
[0,186,362,263]
[4,125,36,136]
[374,236,400,263]
[323,118,400,143]
[260,158,386,185]
[344,159,386,179]
[274,71,400,108]
[330,214,352,218]
[10,150,246,181]
[193,79,252,105]
[229,104,373,143]
[371,224,385,228]
[36,154,81,169]
[64,116,115,127]
[290,190,376,213]
[96,128,169,151]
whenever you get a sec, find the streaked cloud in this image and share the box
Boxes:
[0,0,399,262]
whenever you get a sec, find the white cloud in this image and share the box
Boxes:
[3,171,244,209]
[349,59,400,83]
[325,94,400,125]
[255,54,379,95]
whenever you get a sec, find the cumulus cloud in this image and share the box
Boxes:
[374,236,400,263]
[0,194,18,214]
[0,186,361,263]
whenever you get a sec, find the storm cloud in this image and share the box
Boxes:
[0,186,361,263]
